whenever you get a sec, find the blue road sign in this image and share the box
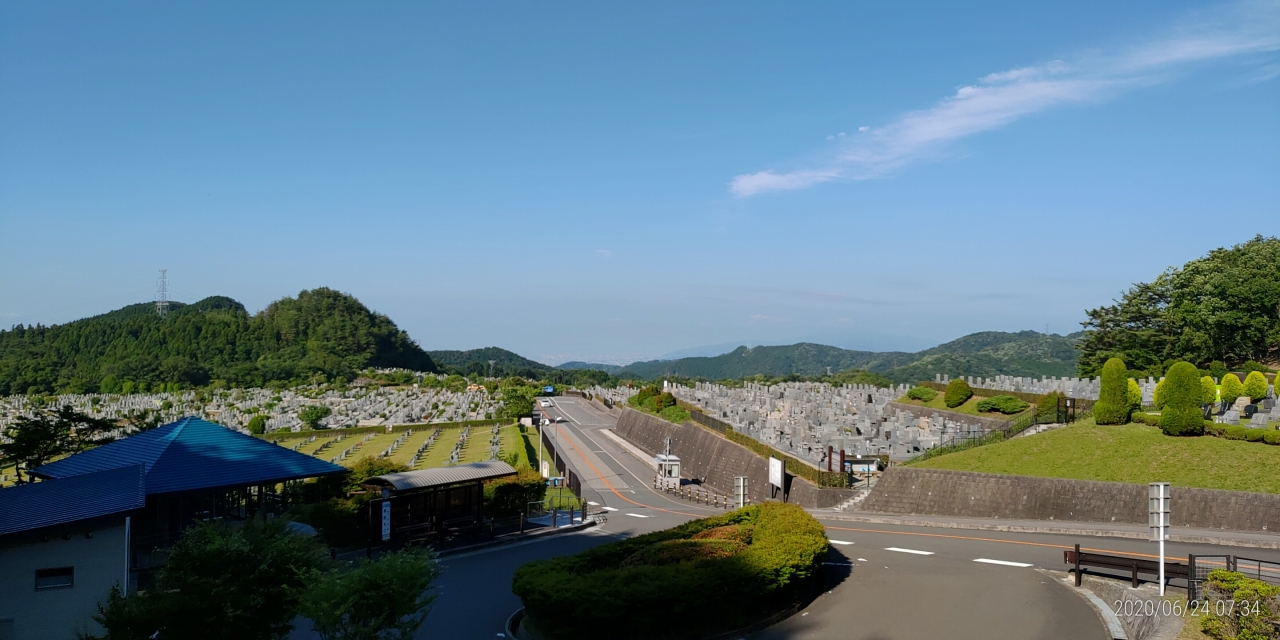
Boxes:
[543,386,555,394]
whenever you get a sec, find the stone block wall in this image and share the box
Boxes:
[859,467,1280,532]
[614,409,857,509]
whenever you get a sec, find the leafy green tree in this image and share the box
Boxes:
[1127,378,1143,411]
[498,383,537,419]
[1094,358,1132,425]
[301,548,439,640]
[943,378,973,408]
[299,405,333,429]
[1078,237,1280,375]
[1201,376,1219,405]
[247,415,268,435]
[0,406,116,482]
[1243,371,1270,403]
[1220,373,1245,406]
[94,519,326,640]
[1209,361,1229,381]
[1160,362,1205,436]
[1036,391,1065,422]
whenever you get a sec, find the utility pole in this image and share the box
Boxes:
[155,269,170,318]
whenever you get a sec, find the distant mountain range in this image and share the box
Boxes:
[553,330,1082,383]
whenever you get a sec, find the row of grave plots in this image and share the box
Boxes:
[271,423,522,469]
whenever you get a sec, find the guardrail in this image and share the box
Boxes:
[1066,544,1189,589]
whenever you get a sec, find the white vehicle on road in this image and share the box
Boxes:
[538,399,553,408]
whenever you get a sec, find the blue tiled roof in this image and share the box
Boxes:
[0,465,145,536]
[32,417,346,494]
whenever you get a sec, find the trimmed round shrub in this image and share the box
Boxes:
[975,395,1030,415]
[1243,371,1269,403]
[1126,378,1143,411]
[1160,361,1205,436]
[1263,431,1280,446]
[1094,358,1132,425]
[906,386,937,402]
[512,503,828,640]
[1221,374,1244,406]
[1200,376,1219,405]
[246,415,267,435]
[944,378,973,408]
[1153,377,1167,409]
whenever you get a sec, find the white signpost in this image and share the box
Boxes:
[768,457,784,500]
[1149,482,1170,595]
[734,476,748,508]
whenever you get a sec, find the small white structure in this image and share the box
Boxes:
[655,454,681,490]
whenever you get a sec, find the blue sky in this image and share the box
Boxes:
[2,1,1277,365]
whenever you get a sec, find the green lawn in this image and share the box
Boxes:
[913,417,1280,494]
[896,392,1028,419]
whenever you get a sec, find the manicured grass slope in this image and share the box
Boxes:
[896,392,1023,418]
[914,418,1280,494]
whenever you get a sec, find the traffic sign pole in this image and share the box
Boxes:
[1149,482,1170,596]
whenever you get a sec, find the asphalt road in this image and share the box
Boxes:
[411,397,1280,640]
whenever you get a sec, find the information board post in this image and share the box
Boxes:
[1149,482,1170,596]
[733,476,748,508]
[768,457,784,501]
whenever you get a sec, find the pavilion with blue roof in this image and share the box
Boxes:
[28,416,345,587]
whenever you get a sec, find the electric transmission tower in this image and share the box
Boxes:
[155,269,170,318]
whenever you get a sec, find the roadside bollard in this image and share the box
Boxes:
[552,509,557,527]
[519,513,525,534]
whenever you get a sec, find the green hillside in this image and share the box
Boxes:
[0,288,436,394]
[557,361,624,374]
[613,332,1079,383]
[427,347,555,378]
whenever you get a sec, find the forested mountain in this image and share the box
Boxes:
[0,288,435,395]
[1077,235,1280,376]
[556,361,624,373]
[427,347,555,378]
[612,331,1079,383]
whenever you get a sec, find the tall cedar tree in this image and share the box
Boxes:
[1094,358,1131,424]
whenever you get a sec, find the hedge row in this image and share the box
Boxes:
[1132,413,1280,445]
[681,403,848,487]
[918,381,1096,411]
[512,503,827,639]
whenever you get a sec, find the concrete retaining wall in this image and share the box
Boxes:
[860,467,1280,533]
[614,409,857,509]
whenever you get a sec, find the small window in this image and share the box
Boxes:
[34,567,73,590]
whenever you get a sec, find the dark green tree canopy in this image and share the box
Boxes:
[1079,236,1280,375]
[0,288,437,395]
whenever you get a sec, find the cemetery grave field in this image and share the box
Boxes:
[896,390,1031,418]
[272,423,521,469]
[913,418,1280,494]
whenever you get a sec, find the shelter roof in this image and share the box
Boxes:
[364,460,517,492]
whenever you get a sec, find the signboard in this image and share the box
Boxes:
[734,476,748,509]
[1148,482,1170,542]
[543,386,555,394]
[768,457,784,489]
[380,500,391,542]
[541,460,550,478]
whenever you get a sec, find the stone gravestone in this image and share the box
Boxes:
[1249,413,1269,428]
[1222,409,1240,425]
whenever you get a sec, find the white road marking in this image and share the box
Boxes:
[885,547,934,555]
[587,501,600,506]
[829,540,854,546]
[625,513,650,518]
[974,558,1033,568]
[857,558,868,562]
[600,506,618,512]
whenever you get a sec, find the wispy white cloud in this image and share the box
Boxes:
[594,249,613,258]
[730,1,1280,196]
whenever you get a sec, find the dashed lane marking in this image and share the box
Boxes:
[600,507,618,512]
[625,513,650,518]
[885,547,934,555]
[829,540,854,546]
[974,558,1033,567]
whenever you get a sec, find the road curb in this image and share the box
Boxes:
[815,512,1280,549]
[437,520,597,558]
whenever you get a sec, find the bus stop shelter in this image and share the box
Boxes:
[363,460,517,544]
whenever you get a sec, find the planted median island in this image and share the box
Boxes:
[511,502,828,640]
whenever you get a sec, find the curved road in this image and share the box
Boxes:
[414,397,1280,640]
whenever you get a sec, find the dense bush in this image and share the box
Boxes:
[512,503,827,640]
[907,386,937,402]
[648,391,677,412]
[1131,412,1160,426]
[1209,361,1229,381]
[1035,391,1065,422]
[1094,358,1132,425]
[975,395,1030,415]
[629,385,662,409]
[1244,371,1270,403]
[1127,378,1143,411]
[1199,569,1280,640]
[1153,377,1168,409]
[246,415,267,435]
[484,468,547,517]
[944,379,973,408]
[1161,362,1205,436]
[1242,360,1272,374]
[1201,376,1219,405]
[1221,374,1244,406]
